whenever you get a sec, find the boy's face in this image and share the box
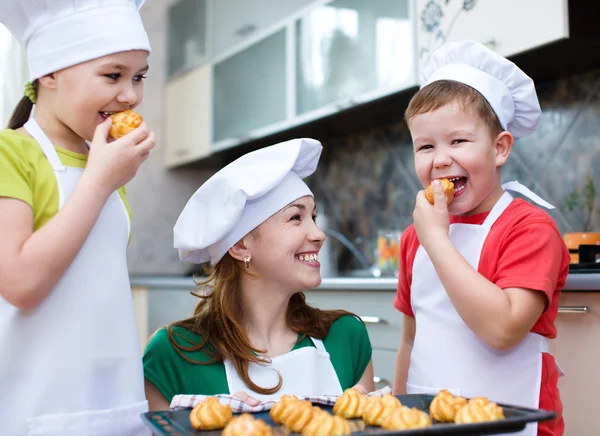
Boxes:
[410,102,510,215]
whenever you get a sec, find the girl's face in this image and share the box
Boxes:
[47,50,149,142]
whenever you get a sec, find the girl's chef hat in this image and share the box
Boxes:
[421,40,541,139]
[174,138,323,265]
[0,0,151,81]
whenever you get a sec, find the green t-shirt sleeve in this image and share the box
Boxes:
[143,328,188,403]
[0,133,34,207]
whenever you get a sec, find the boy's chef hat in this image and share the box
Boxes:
[174,138,322,265]
[421,40,541,139]
[0,0,151,81]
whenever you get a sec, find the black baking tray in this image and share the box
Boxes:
[141,394,556,436]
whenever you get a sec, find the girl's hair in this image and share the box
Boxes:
[167,253,356,395]
[7,81,38,130]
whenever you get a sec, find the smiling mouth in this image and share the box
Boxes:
[447,176,468,193]
[99,111,118,119]
[296,253,320,266]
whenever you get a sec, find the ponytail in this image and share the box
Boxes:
[7,80,38,130]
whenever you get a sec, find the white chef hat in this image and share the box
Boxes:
[0,0,151,81]
[174,138,323,265]
[421,40,541,139]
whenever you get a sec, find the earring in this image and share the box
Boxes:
[244,256,251,269]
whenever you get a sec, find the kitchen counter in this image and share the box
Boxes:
[130,272,600,292]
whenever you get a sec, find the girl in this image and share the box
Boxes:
[0,1,155,434]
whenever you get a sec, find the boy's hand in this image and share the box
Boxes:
[413,180,450,250]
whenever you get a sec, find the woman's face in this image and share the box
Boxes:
[245,195,326,293]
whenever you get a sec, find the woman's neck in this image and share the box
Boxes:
[32,106,89,154]
[239,276,298,358]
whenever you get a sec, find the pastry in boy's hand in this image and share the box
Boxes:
[109,109,143,139]
[301,407,352,436]
[425,178,455,205]
[189,396,232,430]
[222,413,273,436]
[381,406,432,430]
[269,394,300,424]
[362,394,402,426]
[429,389,468,422]
[333,387,367,419]
[454,397,505,424]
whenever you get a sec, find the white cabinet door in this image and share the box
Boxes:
[165,64,212,168]
[416,0,568,74]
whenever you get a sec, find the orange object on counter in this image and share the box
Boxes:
[563,232,600,264]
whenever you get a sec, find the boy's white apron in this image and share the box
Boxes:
[224,337,343,401]
[408,182,561,436]
[0,119,149,436]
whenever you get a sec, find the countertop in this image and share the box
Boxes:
[130,271,600,292]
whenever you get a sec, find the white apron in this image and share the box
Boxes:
[0,119,149,436]
[407,182,560,436]
[224,337,343,401]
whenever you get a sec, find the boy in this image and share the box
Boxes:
[392,41,569,436]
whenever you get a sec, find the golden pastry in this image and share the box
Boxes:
[429,389,468,422]
[109,109,143,139]
[222,413,273,436]
[189,397,232,430]
[455,398,505,424]
[269,394,300,424]
[425,178,455,205]
[333,388,366,419]
[362,394,402,426]
[281,400,314,433]
[381,406,432,430]
[301,407,352,436]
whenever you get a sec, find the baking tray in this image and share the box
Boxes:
[141,394,556,436]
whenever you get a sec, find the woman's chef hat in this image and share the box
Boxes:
[0,0,151,81]
[174,138,323,265]
[421,40,541,139]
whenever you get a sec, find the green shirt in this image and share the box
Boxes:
[143,315,372,402]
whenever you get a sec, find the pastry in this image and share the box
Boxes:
[429,389,468,422]
[333,387,367,419]
[269,394,300,424]
[222,413,273,436]
[109,109,143,139]
[281,400,314,433]
[425,178,455,205]
[381,406,432,430]
[455,397,505,424]
[189,397,232,430]
[362,394,402,426]
[301,407,352,436]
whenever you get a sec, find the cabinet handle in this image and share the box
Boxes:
[558,305,589,314]
[373,376,390,385]
[360,316,388,325]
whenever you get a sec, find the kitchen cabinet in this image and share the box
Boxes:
[416,0,568,73]
[165,64,212,168]
[551,292,600,436]
[167,0,209,79]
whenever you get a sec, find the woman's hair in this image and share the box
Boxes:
[167,253,356,395]
[7,81,38,130]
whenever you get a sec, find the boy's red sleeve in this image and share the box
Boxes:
[393,226,419,317]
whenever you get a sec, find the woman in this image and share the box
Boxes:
[143,138,374,410]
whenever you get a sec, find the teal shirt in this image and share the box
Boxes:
[143,315,372,402]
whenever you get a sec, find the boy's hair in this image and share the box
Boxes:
[405,80,504,139]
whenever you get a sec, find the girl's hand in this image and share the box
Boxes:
[233,391,260,406]
[352,384,368,395]
[413,180,450,252]
[84,117,155,196]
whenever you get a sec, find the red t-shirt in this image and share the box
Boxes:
[394,199,570,436]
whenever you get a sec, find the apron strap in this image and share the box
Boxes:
[309,337,328,353]
[501,181,555,209]
[24,118,66,172]
[482,191,513,229]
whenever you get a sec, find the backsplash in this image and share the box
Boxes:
[308,68,600,273]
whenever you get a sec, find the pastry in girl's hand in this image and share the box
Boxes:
[362,394,402,426]
[109,109,143,139]
[281,400,314,433]
[222,413,273,436]
[454,397,505,424]
[429,389,468,422]
[301,407,352,436]
[333,387,367,419]
[189,396,232,430]
[269,394,300,424]
[381,406,432,430]
[425,178,455,205]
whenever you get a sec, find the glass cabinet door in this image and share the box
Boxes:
[295,0,414,115]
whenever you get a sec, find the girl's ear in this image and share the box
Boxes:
[228,238,250,263]
[494,131,514,167]
[38,73,58,90]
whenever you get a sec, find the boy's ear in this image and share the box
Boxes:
[38,73,58,90]
[494,131,514,167]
